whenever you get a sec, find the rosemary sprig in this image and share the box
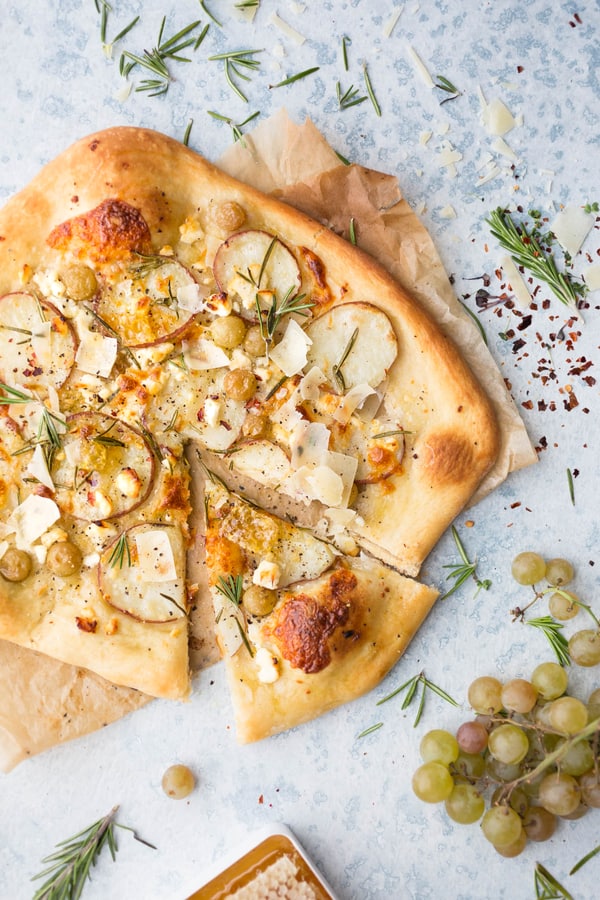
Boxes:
[440,526,491,600]
[434,74,461,104]
[371,429,411,439]
[570,843,600,875]
[208,49,262,103]
[255,287,315,355]
[207,109,260,144]
[92,420,125,448]
[31,805,154,900]
[108,533,131,569]
[269,67,320,89]
[332,327,358,392]
[130,252,171,276]
[336,82,367,110]
[526,615,571,666]
[121,17,203,96]
[534,862,573,900]
[487,207,587,313]
[362,64,381,116]
[376,670,458,727]
[0,382,33,404]
[216,574,244,607]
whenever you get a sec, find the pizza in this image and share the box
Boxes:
[0,127,498,733]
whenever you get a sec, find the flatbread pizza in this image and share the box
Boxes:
[0,127,499,736]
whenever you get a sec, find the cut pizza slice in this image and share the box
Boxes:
[203,478,438,743]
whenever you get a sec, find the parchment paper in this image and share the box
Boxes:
[0,111,535,772]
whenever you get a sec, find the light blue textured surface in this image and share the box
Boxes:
[1,2,599,898]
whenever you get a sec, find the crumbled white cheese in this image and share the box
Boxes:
[255,647,280,684]
[179,216,205,245]
[134,530,177,582]
[204,397,223,428]
[90,490,113,520]
[253,559,281,590]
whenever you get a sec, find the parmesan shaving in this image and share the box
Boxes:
[75,329,118,379]
[269,11,306,44]
[481,97,516,136]
[182,337,229,370]
[551,206,594,257]
[491,136,517,160]
[407,46,434,88]
[501,255,532,309]
[134,530,177,582]
[383,6,403,37]
[8,495,61,550]
[584,264,600,291]
[25,444,54,491]
[333,383,376,425]
[270,318,312,376]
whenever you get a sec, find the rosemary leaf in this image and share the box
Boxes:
[457,299,488,346]
[332,327,359,391]
[199,0,222,27]
[376,671,456,728]
[362,64,381,116]
[526,616,571,666]
[566,467,575,505]
[183,118,193,146]
[439,526,490,600]
[342,35,350,71]
[349,217,357,245]
[570,843,600,875]
[269,67,320,88]
[357,722,383,739]
[534,862,573,900]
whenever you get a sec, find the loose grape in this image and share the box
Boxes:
[554,738,595,776]
[531,662,569,700]
[456,721,488,754]
[587,687,600,719]
[511,551,546,585]
[522,805,557,841]
[419,729,459,766]
[501,678,538,714]
[494,827,527,858]
[569,630,600,667]
[538,772,581,816]
[545,557,574,586]
[453,751,486,780]
[488,723,529,765]
[411,762,454,803]
[549,696,588,733]
[481,806,523,847]
[548,590,580,621]
[444,784,485,824]
[468,676,503,714]
[579,772,600,808]
[161,764,196,799]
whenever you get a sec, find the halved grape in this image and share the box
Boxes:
[549,696,589,733]
[419,729,459,766]
[501,678,538,714]
[511,551,546,585]
[488,724,529,765]
[468,676,503,714]
[481,806,522,847]
[531,662,568,700]
[411,762,454,803]
[444,784,485,824]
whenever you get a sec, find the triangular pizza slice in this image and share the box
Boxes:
[204,478,438,742]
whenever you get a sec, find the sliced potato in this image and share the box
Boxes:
[212,230,301,313]
[305,302,397,392]
[99,523,186,622]
[0,292,77,391]
[231,439,292,487]
[97,259,205,347]
[52,412,155,520]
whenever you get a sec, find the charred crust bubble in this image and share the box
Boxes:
[46,198,152,262]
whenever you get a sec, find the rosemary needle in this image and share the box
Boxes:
[363,64,381,116]
[269,67,320,88]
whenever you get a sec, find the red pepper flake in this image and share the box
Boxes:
[517,65,524,73]
[510,501,521,509]
[258,794,264,804]
[521,400,533,410]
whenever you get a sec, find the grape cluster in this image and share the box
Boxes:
[411,665,600,856]
[511,553,600,667]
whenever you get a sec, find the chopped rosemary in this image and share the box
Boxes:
[440,526,491,600]
[31,805,155,900]
[0,382,33,404]
[487,207,587,313]
[341,35,350,71]
[570,843,600,875]
[336,82,367,110]
[269,67,320,89]
[265,375,288,401]
[567,467,575,505]
[159,593,188,616]
[332,327,358,392]
[526,615,571,666]
[138,420,164,462]
[208,49,263,103]
[376,670,458,727]
[216,574,244,607]
[108,533,131,569]
[362,64,381,116]
[92,419,125,448]
[121,17,203,97]
[335,150,351,166]
[207,109,260,144]
[183,118,194,146]
[534,862,573,900]
[194,22,210,50]
[236,0,260,7]
[371,429,411,439]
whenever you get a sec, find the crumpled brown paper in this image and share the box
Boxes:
[0,111,535,772]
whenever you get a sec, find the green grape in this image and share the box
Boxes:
[481,805,523,847]
[453,751,486,780]
[533,701,555,729]
[548,590,580,621]
[522,805,557,841]
[488,723,529,765]
[560,803,589,820]
[491,786,528,818]
[420,729,459,766]
[485,756,522,784]
[579,772,600,808]
[555,738,595,776]
[538,772,581,816]
[588,687,600,719]
[531,662,568,700]
[569,630,600,667]
[456,721,488,754]
[494,827,527,858]
[545,557,574,586]
[444,783,485,824]
[549,696,589,733]
[162,764,196,799]
[468,676,503,714]
[501,678,538,713]
[411,761,454,803]
[511,551,546,585]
